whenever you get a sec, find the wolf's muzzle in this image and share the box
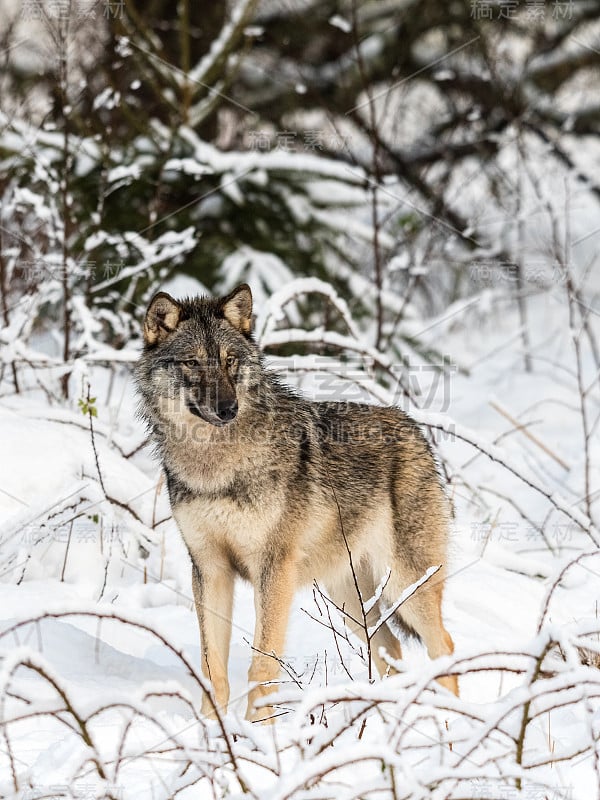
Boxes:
[186,399,238,426]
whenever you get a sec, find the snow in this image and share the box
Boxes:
[168,128,368,183]
[88,228,197,294]
[3,1,600,793]
[1,283,599,798]
[188,0,255,86]
[329,15,352,34]
[255,277,362,345]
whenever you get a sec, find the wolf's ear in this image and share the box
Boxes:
[143,292,181,346]
[220,284,253,334]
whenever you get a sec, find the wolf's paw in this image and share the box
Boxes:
[245,684,278,724]
[201,687,228,720]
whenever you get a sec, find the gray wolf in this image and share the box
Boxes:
[135,284,458,722]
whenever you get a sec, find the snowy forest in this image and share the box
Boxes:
[1,0,600,797]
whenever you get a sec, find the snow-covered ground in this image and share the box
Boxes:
[1,285,599,799]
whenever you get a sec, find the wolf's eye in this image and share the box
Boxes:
[225,354,237,368]
[183,358,200,368]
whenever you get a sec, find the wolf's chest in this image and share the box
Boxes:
[172,492,283,579]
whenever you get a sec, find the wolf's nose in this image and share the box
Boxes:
[217,400,238,422]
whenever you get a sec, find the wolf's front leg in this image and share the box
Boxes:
[246,558,296,723]
[191,562,234,719]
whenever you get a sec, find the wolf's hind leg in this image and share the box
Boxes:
[384,575,458,696]
[191,562,234,718]
[326,566,402,678]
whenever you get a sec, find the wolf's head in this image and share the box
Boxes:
[137,284,260,428]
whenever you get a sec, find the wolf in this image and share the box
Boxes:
[135,284,458,722]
